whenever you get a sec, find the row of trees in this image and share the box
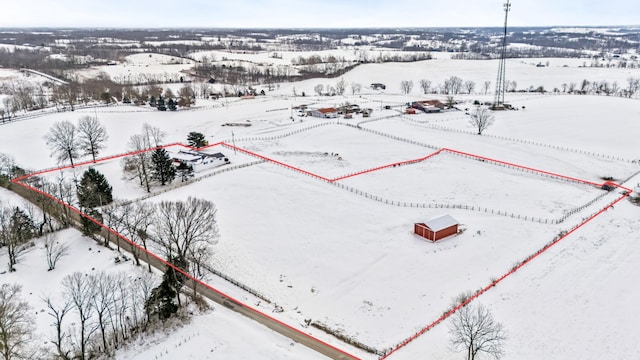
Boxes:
[313,78,362,96]
[400,77,498,96]
[558,77,640,98]
[0,191,217,358]
[0,270,158,360]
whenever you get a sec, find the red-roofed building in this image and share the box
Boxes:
[414,214,459,242]
[311,107,338,118]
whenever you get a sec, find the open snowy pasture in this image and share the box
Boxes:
[77,53,196,83]
[135,161,567,349]
[270,56,639,98]
[0,223,324,360]
[360,110,637,183]
[394,199,640,360]
[397,94,640,160]
[336,151,603,220]
[238,121,433,179]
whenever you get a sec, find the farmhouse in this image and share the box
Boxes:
[371,83,386,90]
[414,214,459,242]
[171,150,229,173]
[412,100,446,113]
[310,107,338,118]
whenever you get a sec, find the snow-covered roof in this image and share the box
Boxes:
[172,152,201,162]
[424,214,458,232]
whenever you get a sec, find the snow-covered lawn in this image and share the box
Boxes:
[0,215,324,359]
[1,57,640,359]
[396,198,640,360]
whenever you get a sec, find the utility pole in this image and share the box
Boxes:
[493,0,511,109]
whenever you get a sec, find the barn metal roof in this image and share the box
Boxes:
[424,214,458,232]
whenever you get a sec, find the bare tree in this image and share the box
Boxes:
[419,79,432,94]
[130,271,158,331]
[335,78,346,95]
[123,124,164,193]
[0,284,35,360]
[468,106,495,135]
[118,202,155,270]
[32,178,67,230]
[314,84,324,96]
[484,81,491,95]
[449,302,506,360]
[63,272,98,360]
[89,272,115,355]
[77,116,108,162]
[142,123,165,148]
[43,232,69,271]
[153,197,219,271]
[626,77,640,98]
[0,153,18,179]
[465,80,476,94]
[400,80,414,94]
[350,82,362,95]
[45,120,80,166]
[445,95,456,108]
[44,296,73,360]
[111,273,131,346]
[443,76,463,95]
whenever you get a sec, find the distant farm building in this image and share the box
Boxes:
[311,107,338,118]
[414,214,459,242]
[371,83,386,90]
[412,100,446,113]
[171,150,229,173]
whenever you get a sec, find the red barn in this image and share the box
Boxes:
[414,214,459,242]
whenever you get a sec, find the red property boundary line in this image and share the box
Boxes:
[11,152,361,360]
[12,142,633,360]
[379,184,633,359]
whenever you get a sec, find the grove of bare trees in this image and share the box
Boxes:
[45,117,109,167]
[400,80,414,94]
[153,197,219,277]
[44,270,158,359]
[122,124,166,193]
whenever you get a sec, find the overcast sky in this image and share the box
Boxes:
[2,0,639,28]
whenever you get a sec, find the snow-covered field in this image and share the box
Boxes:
[2,56,640,359]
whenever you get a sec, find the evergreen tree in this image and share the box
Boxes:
[151,148,176,186]
[145,256,187,321]
[168,98,177,111]
[77,168,113,209]
[186,132,207,148]
[156,95,166,111]
[149,95,156,107]
[81,209,103,237]
[2,206,37,271]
